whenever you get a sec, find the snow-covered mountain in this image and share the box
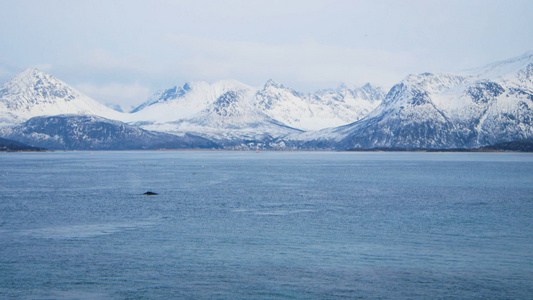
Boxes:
[128,78,383,147]
[1,69,382,149]
[130,79,385,131]
[2,51,531,150]
[286,51,533,149]
[129,80,254,123]
[141,89,302,147]
[0,68,124,125]
[255,80,384,131]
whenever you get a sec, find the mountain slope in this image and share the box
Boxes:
[480,138,533,152]
[130,79,383,148]
[254,80,384,131]
[0,137,46,152]
[131,79,385,131]
[0,114,220,150]
[0,68,124,125]
[141,90,302,147]
[285,51,533,150]
[2,52,530,151]
[128,80,254,123]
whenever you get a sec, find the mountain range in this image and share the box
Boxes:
[0,51,532,150]
[1,114,219,150]
[279,51,533,150]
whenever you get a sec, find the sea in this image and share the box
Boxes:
[0,151,532,299]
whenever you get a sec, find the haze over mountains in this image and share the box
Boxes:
[0,52,532,150]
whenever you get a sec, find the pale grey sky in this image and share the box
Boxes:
[1,0,532,108]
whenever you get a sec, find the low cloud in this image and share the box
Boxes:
[165,34,415,90]
[66,36,415,95]
[73,49,163,81]
[75,82,151,111]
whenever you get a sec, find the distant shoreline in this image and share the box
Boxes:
[2,138,532,153]
[346,148,531,153]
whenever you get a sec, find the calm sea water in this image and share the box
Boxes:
[0,151,532,299]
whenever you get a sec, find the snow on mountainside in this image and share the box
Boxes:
[2,51,530,150]
[288,51,533,149]
[255,80,384,131]
[460,50,533,80]
[130,84,192,113]
[131,79,385,131]
[0,68,124,125]
[128,78,385,147]
[128,80,254,123]
[0,68,385,149]
[141,89,302,147]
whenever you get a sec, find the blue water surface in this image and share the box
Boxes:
[1,151,532,299]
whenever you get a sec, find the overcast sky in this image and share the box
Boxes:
[1,0,532,108]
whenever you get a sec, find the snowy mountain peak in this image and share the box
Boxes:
[259,79,299,98]
[131,79,255,114]
[500,50,533,65]
[0,68,80,109]
[255,81,384,131]
[403,72,466,94]
[351,83,386,101]
[356,82,380,93]
[209,90,248,117]
[264,79,282,89]
[462,50,533,79]
[15,67,41,81]
[128,79,254,123]
[12,67,45,82]
[262,80,299,95]
[319,51,533,150]
[130,84,191,113]
[515,62,533,86]
[0,68,123,124]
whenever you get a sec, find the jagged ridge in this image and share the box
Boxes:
[285,51,533,150]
